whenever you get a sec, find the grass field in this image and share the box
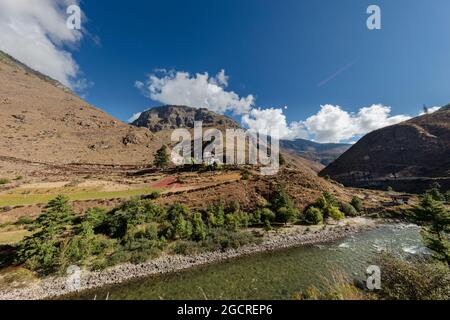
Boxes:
[0,187,158,207]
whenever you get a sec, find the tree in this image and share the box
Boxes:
[279,153,286,166]
[153,145,169,169]
[426,182,445,202]
[271,186,298,224]
[445,190,450,203]
[31,194,74,234]
[260,208,276,223]
[225,213,240,231]
[17,195,75,273]
[207,204,225,227]
[166,204,192,239]
[276,207,298,225]
[191,212,207,241]
[412,195,450,264]
[304,207,323,225]
[272,186,294,211]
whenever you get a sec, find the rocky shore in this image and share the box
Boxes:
[0,217,377,300]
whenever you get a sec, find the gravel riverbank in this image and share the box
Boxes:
[0,217,377,300]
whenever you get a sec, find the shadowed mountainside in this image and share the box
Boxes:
[320,105,450,193]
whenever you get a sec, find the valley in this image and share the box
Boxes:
[0,48,449,301]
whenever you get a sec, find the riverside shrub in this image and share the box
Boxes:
[304,207,323,225]
[328,206,345,221]
[350,196,364,213]
[339,202,359,217]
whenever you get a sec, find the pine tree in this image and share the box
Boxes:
[153,145,170,169]
[413,195,450,264]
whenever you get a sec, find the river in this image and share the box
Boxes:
[73,223,426,300]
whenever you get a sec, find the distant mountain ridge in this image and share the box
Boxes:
[132,105,350,166]
[280,139,351,166]
[320,105,450,193]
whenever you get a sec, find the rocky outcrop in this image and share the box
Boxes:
[132,105,240,132]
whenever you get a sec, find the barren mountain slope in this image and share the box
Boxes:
[0,50,160,169]
[320,105,450,192]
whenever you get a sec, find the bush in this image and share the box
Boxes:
[279,153,286,166]
[147,191,161,200]
[426,187,445,202]
[241,169,250,180]
[191,212,207,241]
[374,253,450,300]
[0,178,11,185]
[315,195,328,210]
[276,207,298,224]
[350,196,364,213]
[323,192,338,207]
[15,216,34,226]
[206,229,256,251]
[249,208,275,225]
[83,207,108,230]
[207,204,225,227]
[339,202,359,217]
[260,208,276,223]
[446,190,450,203]
[173,241,201,255]
[304,207,323,225]
[327,206,345,221]
[225,213,240,231]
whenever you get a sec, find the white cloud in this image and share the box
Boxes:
[242,108,307,140]
[128,112,142,123]
[0,0,84,88]
[136,70,255,115]
[134,69,413,143]
[304,104,411,143]
[242,104,411,143]
[419,106,441,116]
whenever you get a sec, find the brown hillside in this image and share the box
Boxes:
[0,50,161,170]
[320,105,450,192]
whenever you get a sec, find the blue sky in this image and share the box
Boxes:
[1,0,449,142]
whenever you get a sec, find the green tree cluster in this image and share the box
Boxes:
[412,194,450,265]
[271,186,299,224]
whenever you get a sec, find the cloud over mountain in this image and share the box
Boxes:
[0,0,84,88]
[135,69,412,143]
[135,69,255,115]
